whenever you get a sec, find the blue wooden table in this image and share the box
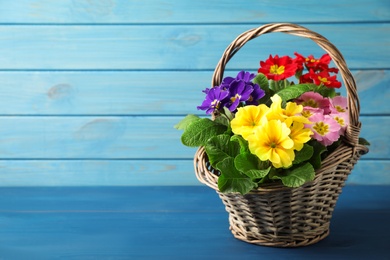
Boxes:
[0,185,389,259]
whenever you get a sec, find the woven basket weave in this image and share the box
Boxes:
[194,23,369,247]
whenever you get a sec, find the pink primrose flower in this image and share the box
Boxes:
[301,106,324,119]
[306,113,341,146]
[329,111,349,135]
[330,96,348,114]
[296,92,331,114]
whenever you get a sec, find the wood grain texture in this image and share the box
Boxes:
[0,116,385,159]
[0,1,387,186]
[0,160,387,186]
[0,0,388,24]
[0,24,388,70]
[0,70,388,115]
[0,159,199,186]
[0,186,389,258]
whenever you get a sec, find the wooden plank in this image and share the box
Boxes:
[0,24,388,70]
[1,186,388,211]
[0,70,388,115]
[0,0,388,24]
[347,160,390,185]
[0,159,200,186]
[0,186,222,212]
[0,116,385,159]
[0,116,198,159]
[0,159,387,187]
[0,186,388,258]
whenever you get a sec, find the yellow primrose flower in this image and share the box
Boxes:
[284,101,302,116]
[284,101,312,127]
[266,94,285,121]
[288,122,313,151]
[247,119,295,168]
[231,104,269,139]
[266,95,311,126]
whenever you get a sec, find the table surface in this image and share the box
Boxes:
[0,185,389,259]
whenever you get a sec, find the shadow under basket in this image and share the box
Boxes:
[193,23,369,248]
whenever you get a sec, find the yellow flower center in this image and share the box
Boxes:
[334,116,345,126]
[302,99,318,108]
[301,110,313,118]
[269,65,285,75]
[230,94,241,103]
[335,105,346,113]
[306,58,319,63]
[313,122,329,135]
[318,76,328,83]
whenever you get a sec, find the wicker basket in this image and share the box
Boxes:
[194,23,369,247]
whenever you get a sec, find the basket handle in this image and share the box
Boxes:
[212,23,361,147]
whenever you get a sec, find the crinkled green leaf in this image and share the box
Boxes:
[234,152,258,172]
[181,118,226,147]
[214,115,230,128]
[277,84,317,102]
[216,157,256,195]
[269,80,277,92]
[243,168,271,180]
[277,163,315,188]
[230,135,250,154]
[253,73,269,89]
[253,73,274,106]
[205,134,240,168]
[234,152,270,180]
[293,144,314,165]
[174,114,200,130]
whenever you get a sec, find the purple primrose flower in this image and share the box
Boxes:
[225,81,253,111]
[246,84,265,105]
[197,86,229,114]
[197,71,266,114]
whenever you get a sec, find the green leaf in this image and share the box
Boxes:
[245,168,271,181]
[181,118,227,147]
[308,140,327,169]
[205,134,240,168]
[234,153,268,178]
[359,137,371,146]
[269,80,278,92]
[276,84,317,102]
[174,114,200,130]
[293,144,314,164]
[234,152,258,172]
[295,70,303,80]
[316,85,336,98]
[214,115,230,128]
[268,168,280,180]
[253,73,274,106]
[230,135,250,154]
[253,73,269,89]
[216,157,256,195]
[222,107,234,121]
[277,163,315,188]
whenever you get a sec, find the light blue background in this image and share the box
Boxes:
[0,0,388,186]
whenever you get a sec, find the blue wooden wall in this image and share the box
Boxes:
[0,1,388,186]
